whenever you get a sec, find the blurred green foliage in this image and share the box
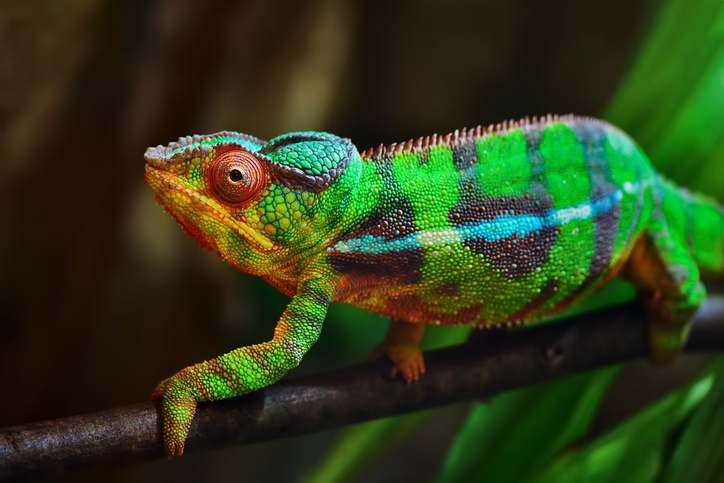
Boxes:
[532,356,724,482]
[436,367,621,482]
[309,0,724,481]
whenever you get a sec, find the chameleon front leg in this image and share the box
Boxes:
[151,277,331,456]
[370,318,426,382]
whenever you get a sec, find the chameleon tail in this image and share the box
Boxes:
[662,179,724,281]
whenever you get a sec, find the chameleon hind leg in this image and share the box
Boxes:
[621,222,706,365]
[370,318,426,382]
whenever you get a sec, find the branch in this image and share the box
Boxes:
[2,296,724,481]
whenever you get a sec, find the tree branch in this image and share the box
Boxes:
[2,296,724,481]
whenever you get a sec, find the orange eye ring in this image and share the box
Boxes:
[209,150,266,205]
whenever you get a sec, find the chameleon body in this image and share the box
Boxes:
[144,115,724,456]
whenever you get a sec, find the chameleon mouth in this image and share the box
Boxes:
[144,165,274,250]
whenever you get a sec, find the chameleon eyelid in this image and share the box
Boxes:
[209,150,266,205]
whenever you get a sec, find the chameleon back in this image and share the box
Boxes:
[328,116,660,326]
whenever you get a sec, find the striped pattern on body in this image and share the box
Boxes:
[329,115,657,327]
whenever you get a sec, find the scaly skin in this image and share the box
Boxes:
[144,115,724,456]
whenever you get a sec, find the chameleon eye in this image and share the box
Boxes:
[229,169,243,182]
[209,151,266,204]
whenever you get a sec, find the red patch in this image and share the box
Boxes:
[384,294,483,325]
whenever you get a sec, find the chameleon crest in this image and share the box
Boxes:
[144,115,724,456]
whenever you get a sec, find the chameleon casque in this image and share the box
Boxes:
[144,114,724,456]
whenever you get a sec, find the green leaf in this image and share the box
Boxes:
[435,367,620,483]
[532,356,723,482]
[664,357,724,482]
[606,0,724,196]
[305,413,430,483]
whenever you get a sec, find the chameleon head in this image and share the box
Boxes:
[144,130,358,274]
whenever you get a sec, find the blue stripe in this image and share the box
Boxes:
[331,189,624,256]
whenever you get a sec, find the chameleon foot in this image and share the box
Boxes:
[152,371,199,457]
[371,318,427,382]
[371,342,426,382]
[622,229,706,366]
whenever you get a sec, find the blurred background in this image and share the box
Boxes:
[2,0,722,481]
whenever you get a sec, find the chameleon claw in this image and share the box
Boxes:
[371,343,426,383]
[152,371,198,457]
[164,437,186,458]
[371,319,426,383]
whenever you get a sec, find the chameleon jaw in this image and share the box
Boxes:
[144,165,275,251]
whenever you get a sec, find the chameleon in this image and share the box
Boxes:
[144,114,724,456]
